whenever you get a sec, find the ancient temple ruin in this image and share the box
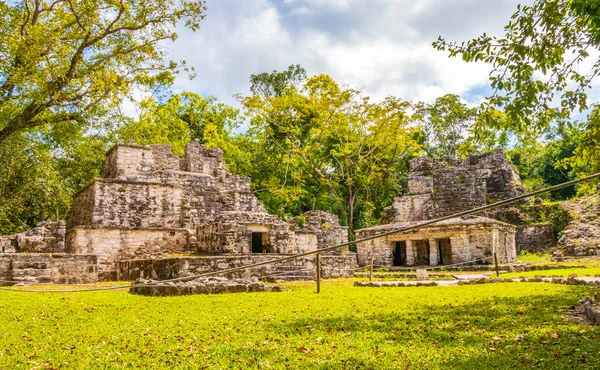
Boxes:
[0,140,354,284]
[356,149,523,267]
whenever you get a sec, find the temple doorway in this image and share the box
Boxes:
[393,241,407,266]
[252,232,265,253]
[438,238,452,265]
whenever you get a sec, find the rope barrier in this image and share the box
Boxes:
[1,172,599,293]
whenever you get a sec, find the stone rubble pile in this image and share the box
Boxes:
[129,277,282,296]
[580,293,600,325]
[0,221,66,253]
[557,195,600,256]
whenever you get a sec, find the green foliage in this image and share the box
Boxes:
[240,67,422,231]
[416,94,475,158]
[294,215,306,228]
[434,0,600,177]
[115,92,241,155]
[434,0,599,132]
[0,130,107,234]
[0,0,207,146]
[509,122,583,200]
[564,106,600,194]
[1,282,599,368]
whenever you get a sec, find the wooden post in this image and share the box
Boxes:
[369,253,374,281]
[494,252,499,277]
[316,252,321,294]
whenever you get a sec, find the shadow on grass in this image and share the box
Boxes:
[251,285,600,369]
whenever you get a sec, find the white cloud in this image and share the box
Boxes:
[165,0,533,108]
[290,6,312,16]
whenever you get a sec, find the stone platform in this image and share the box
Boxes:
[129,277,281,296]
[117,254,355,282]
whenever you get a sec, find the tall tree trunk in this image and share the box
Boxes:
[0,126,16,147]
[347,185,356,240]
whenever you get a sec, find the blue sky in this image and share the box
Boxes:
[154,0,533,111]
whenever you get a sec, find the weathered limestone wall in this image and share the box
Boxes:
[0,253,97,284]
[293,232,319,254]
[427,167,486,219]
[197,212,296,254]
[557,195,600,256]
[70,180,184,229]
[185,142,226,175]
[516,224,556,253]
[292,211,349,254]
[0,140,352,284]
[102,144,157,180]
[130,277,281,296]
[356,219,516,267]
[117,254,356,281]
[67,227,192,280]
[468,150,524,202]
[0,221,66,253]
[383,148,525,223]
[150,144,186,172]
[381,195,430,224]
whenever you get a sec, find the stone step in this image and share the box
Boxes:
[268,270,313,277]
[11,267,52,283]
[262,275,316,283]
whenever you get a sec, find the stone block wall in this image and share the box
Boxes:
[103,144,156,180]
[292,211,349,254]
[0,140,354,284]
[557,195,600,256]
[150,144,186,172]
[381,195,430,223]
[70,180,184,229]
[427,167,486,219]
[385,148,525,223]
[0,221,66,253]
[185,141,225,175]
[294,232,319,254]
[355,220,516,267]
[68,184,96,229]
[516,224,556,253]
[67,227,192,280]
[467,149,524,202]
[117,254,356,281]
[0,253,97,284]
[197,212,296,254]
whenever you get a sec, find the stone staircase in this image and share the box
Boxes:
[9,260,52,284]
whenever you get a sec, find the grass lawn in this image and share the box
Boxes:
[1,281,599,369]
[499,268,600,279]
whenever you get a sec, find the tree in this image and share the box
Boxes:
[0,127,107,234]
[416,94,475,158]
[241,68,421,232]
[510,122,583,200]
[433,0,600,134]
[0,0,207,146]
[115,92,241,156]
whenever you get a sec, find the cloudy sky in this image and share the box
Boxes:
[166,0,532,108]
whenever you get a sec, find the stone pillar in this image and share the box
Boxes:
[429,238,438,266]
[491,228,500,262]
[405,240,415,266]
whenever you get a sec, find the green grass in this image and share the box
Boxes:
[516,251,552,264]
[500,268,600,279]
[1,281,599,369]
